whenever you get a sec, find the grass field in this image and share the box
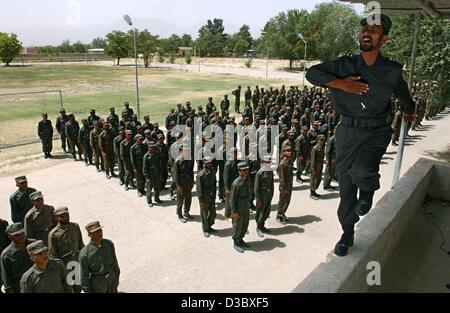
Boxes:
[0,63,297,152]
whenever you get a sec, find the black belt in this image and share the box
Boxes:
[340,116,387,128]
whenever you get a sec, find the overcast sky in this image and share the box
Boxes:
[0,0,364,46]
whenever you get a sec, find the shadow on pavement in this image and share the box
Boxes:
[269,225,304,236]
[246,238,287,252]
[287,215,322,226]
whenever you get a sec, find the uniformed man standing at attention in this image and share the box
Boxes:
[254,156,274,237]
[55,108,70,153]
[1,223,35,293]
[310,135,326,200]
[276,146,294,224]
[120,130,135,191]
[196,157,217,238]
[130,134,147,197]
[47,207,84,293]
[90,121,105,172]
[79,119,93,166]
[20,240,71,293]
[79,221,120,293]
[230,162,252,253]
[113,126,126,185]
[306,13,415,256]
[37,112,54,159]
[65,113,83,161]
[10,176,36,224]
[172,146,194,223]
[232,85,242,113]
[24,191,56,245]
[224,147,239,220]
[99,122,117,179]
[143,141,163,207]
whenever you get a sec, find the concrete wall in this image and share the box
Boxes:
[293,158,450,293]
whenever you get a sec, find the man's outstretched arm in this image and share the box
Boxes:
[306,60,369,95]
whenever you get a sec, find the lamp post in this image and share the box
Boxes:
[299,33,307,88]
[123,14,141,120]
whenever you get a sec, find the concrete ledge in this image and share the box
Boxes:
[293,158,450,293]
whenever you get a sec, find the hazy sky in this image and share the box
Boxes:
[0,0,365,45]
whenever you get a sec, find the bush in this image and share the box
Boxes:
[169,54,175,64]
[158,54,165,63]
[185,53,192,64]
[245,58,252,68]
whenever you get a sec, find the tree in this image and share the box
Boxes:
[72,41,87,53]
[59,40,74,53]
[91,37,107,49]
[306,2,360,62]
[0,33,22,66]
[234,24,253,56]
[258,9,309,69]
[105,31,130,65]
[181,34,193,47]
[159,34,181,56]
[197,18,227,56]
[136,29,159,67]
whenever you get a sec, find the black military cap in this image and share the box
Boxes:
[169,121,176,126]
[30,190,43,201]
[54,206,69,216]
[118,126,125,131]
[147,141,157,148]
[60,108,66,113]
[110,107,115,111]
[318,135,326,140]
[360,13,392,35]
[85,221,103,233]
[301,126,308,131]
[144,115,149,119]
[15,175,27,184]
[282,145,292,152]
[144,129,151,134]
[90,109,95,113]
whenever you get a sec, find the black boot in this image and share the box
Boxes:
[334,233,354,257]
[355,190,375,216]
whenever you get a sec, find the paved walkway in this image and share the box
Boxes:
[1,109,449,292]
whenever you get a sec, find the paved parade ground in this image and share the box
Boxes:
[1,105,448,292]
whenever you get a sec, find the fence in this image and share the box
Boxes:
[15,53,112,64]
[0,90,64,149]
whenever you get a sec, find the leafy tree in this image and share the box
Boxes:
[181,34,193,47]
[0,33,22,66]
[135,29,159,67]
[306,2,360,61]
[234,24,253,56]
[258,9,309,69]
[72,41,87,53]
[105,30,130,65]
[197,18,227,56]
[159,34,181,55]
[59,40,74,53]
[91,37,107,49]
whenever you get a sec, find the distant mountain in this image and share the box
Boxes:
[11,17,243,46]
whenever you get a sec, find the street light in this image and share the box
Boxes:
[123,14,141,120]
[299,33,307,88]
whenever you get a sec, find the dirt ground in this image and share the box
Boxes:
[1,107,449,292]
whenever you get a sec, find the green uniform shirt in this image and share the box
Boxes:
[172,156,194,186]
[196,168,217,202]
[79,239,120,293]
[20,258,71,293]
[48,222,85,265]
[254,169,274,200]
[230,177,251,214]
[278,158,293,191]
[24,205,56,245]
[1,239,35,293]
[10,187,37,223]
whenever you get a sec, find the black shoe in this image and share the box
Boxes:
[148,203,153,208]
[208,227,217,233]
[155,198,163,203]
[233,241,244,253]
[138,191,144,197]
[106,173,111,179]
[203,231,210,238]
[183,212,194,220]
[261,227,271,234]
[391,141,398,146]
[277,216,287,225]
[323,186,334,192]
[239,239,250,248]
[119,180,124,186]
[221,198,225,203]
[334,234,354,257]
[296,178,304,183]
[85,162,89,167]
[256,229,264,238]
[125,185,129,191]
[96,168,101,172]
[355,190,374,216]
[170,194,176,201]
[111,172,118,178]
[44,154,48,159]
[250,208,256,214]
[47,153,53,158]
[178,215,187,223]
